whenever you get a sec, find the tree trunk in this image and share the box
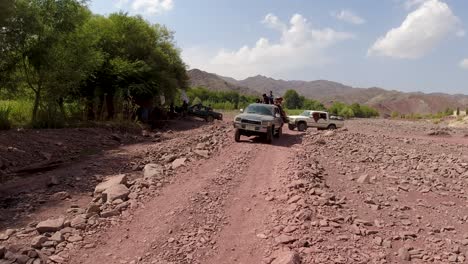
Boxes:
[86,98,95,120]
[106,93,115,120]
[32,88,41,123]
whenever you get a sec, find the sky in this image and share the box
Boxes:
[89,0,468,94]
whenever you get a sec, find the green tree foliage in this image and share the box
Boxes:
[283,89,303,109]
[186,87,257,110]
[329,101,379,118]
[0,0,188,127]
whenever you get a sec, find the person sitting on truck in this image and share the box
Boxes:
[312,112,319,122]
[262,94,270,104]
[274,97,288,123]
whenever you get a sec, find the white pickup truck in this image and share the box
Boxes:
[288,110,344,131]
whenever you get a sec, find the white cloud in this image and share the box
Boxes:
[183,13,354,79]
[115,0,174,14]
[332,10,366,25]
[368,0,463,59]
[460,58,468,70]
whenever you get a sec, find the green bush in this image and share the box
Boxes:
[0,106,12,130]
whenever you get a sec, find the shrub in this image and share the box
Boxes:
[0,106,12,130]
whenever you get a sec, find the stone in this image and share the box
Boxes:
[196,143,206,149]
[194,150,210,159]
[31,235,48,249]
[67,235,83,243]
[287,195,301,204]
[49,255,66,263]
[36,218,65,233]
[70,215,87,230]
[265,196,275,201]
[94,174,127,194]
[257,234,268,239]
[398,247,411,261]
[275,234,297,244]
[15,254,30,264]
[50,232,64,242]
[143,164,164,179]
[172,158,187,169]
[102,184,129,203]
[357,174,370,184]
[51,192,70,200]
[4,229,15,237]
[86,203,101,214]
[0,233,8,241]
[101,209,120,218]
[271,250,302,264]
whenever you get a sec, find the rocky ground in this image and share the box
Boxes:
[1,118,468,264]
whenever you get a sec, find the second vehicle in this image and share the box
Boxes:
[288,110,344,131]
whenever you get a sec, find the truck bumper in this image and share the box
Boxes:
[233,122,268,133]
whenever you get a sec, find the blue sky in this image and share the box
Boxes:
[89,0,468,94]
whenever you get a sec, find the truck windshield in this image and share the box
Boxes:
[245,105,273,116]
[300,111,311,116]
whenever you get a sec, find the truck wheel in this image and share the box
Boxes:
[298,122,307,132]
[206,116,214,122]
[327,124,337,130]
[288,124,295,131]
[234,129,241,142]
[265,127,273,144]
[274,126,282,138]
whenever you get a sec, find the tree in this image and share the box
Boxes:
[283,89,303,109]
[79,13,188,119]
[1,0,93,123]
[0,0,14,26]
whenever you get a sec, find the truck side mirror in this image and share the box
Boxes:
[240,109,244,113]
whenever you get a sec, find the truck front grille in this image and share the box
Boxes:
[241,119,261,125]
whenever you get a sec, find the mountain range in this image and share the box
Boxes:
[187,69,468,115]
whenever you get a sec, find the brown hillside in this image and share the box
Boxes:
[190,69,468,115]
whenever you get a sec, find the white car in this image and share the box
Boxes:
[288,110,344,131]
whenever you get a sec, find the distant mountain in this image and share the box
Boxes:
[187,69,257,95]
[188,68,468,115]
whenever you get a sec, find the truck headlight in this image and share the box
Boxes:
[261,121,272,126]
[235,117,241,122]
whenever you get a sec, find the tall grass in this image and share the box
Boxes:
[0,106,12,130]
[0,100,33,127]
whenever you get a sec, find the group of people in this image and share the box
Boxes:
[255,91,288,122]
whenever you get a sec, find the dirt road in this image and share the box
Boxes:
[1,118,468,264]
[66,127,303,264]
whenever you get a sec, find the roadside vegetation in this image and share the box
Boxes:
[0,0,188,129]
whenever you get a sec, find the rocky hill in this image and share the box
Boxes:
[187,69,257,95]
[188,69,468,115]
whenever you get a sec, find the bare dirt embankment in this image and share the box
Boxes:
[1,118,468,264]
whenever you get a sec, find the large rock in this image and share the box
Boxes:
[172,158,186,169]
[143,164,164,179]
[31,235,48,249]
[194,150,209,159]
[36,218,65,233]
[70,215,87,230]
[94,174,127,194]
[271,250,302,264]
[102,184,129,203]
[357,174,370,184]
[275,234,297,244]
